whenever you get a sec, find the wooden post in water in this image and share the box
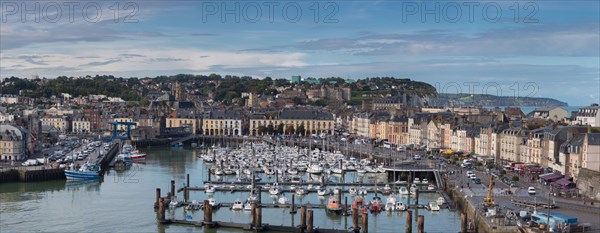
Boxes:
[290,195,297,213]
[415,188,419,206]
[361,212,368,233]
[184,187,189,202]
[461,213,467,233]
[170,180,175,198]
[158,197,165,222]
[345,196,348,212]
[352,208,359,231]
[406,210,412,233]
[338,189,342,210]
[203,200,213,223]
[186,174,190,187]
[255,204,262,230]
[307,210,314,232]
[417,215,424,233]
[251,203,257,226]
[155,188,161,209]
[208,169,211,182]
[300,205,307,229]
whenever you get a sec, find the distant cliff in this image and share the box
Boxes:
[427,93,568,107]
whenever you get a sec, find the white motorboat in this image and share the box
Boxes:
[422,178,428,184]
[382,184,392,194]
[287,168,299,175]
[413,178,421,184]
[317,187,331,196]
[358,187,368,196]
[264,168,276,175]
[278,195,289,205]
[169,196,181,208]
[436,197,445,206]
[398,186,409,195]
[427,184,436,190]
[289,184,297,191]
[296,187,307,196]
[307,164,323,174]
[269,187,280,195]
[395,202,407,211]
[205,184,216,193]
[348,187,358,195]
[243,201,253,210]
[385,195,397,211]
[186,200,202,211]
[333,187,341,195]
[410,184,418,195]
[429,201,440,211]
[208,197,216,207]
[231,199,244,210]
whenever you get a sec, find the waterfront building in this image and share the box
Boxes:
[167,111,200,134]
[499,128,527,163]
[202,110,242,136]
[249,109,334,136]
[351,112,372,138]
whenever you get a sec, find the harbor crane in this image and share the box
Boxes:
[483,175,495,207]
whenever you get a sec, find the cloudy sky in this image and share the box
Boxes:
[1,1,598,105]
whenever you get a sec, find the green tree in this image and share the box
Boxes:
[297,124,306,136]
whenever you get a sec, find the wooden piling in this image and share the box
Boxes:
[158,197,165,222]
[352,208,359,231]
[155,188,161,208]
[417,215,424,233]
[186,174,190,187]
[251,203,257,226]
[203,200,212,223]
[461,213,467,233]
[415,188,419,205]
[184,187,189,202]
[345,196,348,212]
[290,195,297,213]
[170,180,175,197]
[307,210,314,232]
[256,204,262,230]
[406,210,412,233]
[361,212,368,233]
[300,205,307,229]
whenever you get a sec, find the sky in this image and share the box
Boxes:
[0,0,599,106]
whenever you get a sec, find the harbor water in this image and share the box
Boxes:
[0,147,461,232]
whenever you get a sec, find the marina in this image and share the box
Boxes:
[0,146,462,233]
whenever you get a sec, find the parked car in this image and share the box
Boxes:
[528,187,536,195]
[474,178,481,184]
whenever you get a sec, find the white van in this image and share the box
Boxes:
[22,159,40,166]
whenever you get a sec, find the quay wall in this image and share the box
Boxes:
[0,167,65,183]
[444,177,519,233]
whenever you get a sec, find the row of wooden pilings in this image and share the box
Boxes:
[154,174,443,233]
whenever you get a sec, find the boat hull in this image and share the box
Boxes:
[64,170,100,180]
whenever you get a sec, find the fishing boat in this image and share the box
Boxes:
[436,197,445,206]
[232,199,244,210]
[326,197,344,214]
[352,197,365,210]
[64,162,101,180]
[398,186,409,195]
[186,200,202,211]
[278,195,289,205]
[429,201,440,211]
[369,196,383,213]
[385,195,397,211]
[130,150,146,160]
[395,202,407,211]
